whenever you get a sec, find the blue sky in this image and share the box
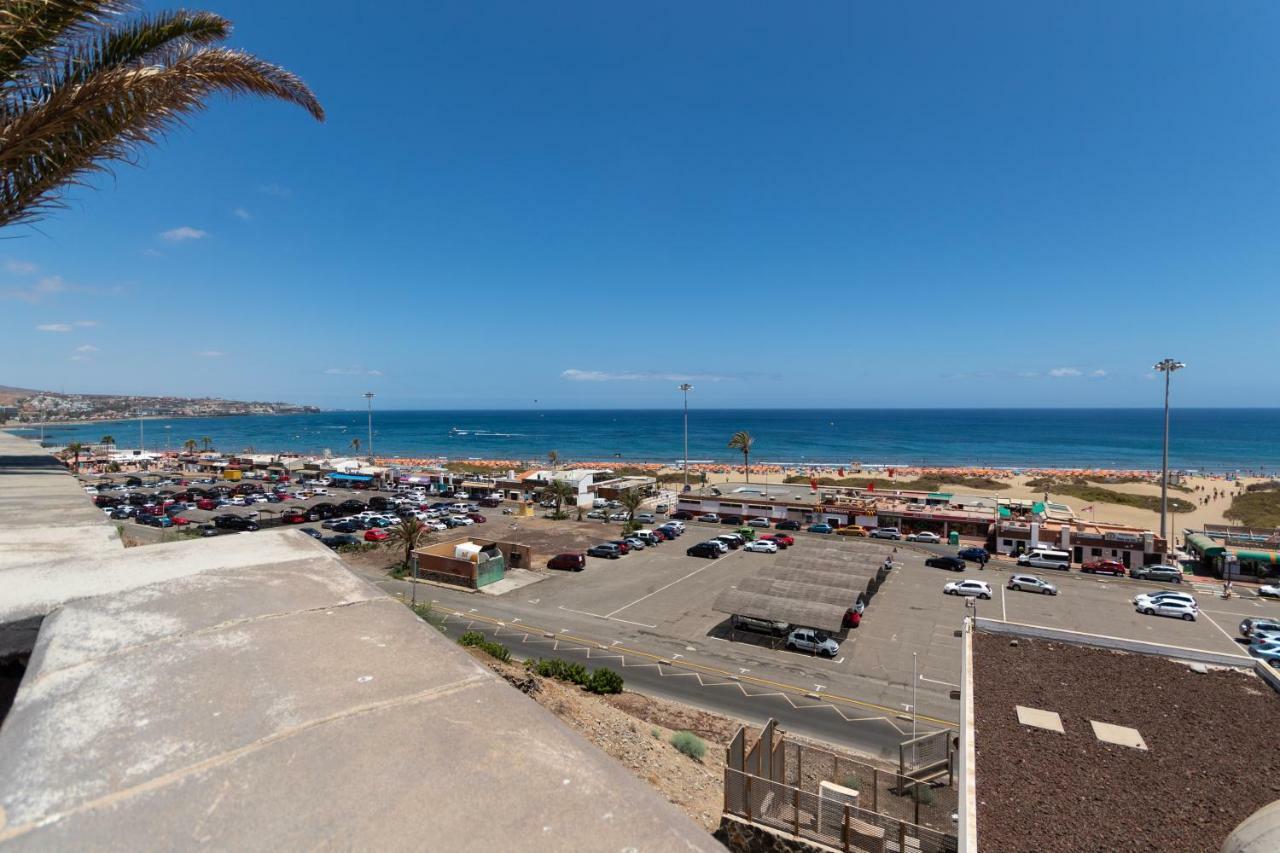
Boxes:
[1,0,1277,409]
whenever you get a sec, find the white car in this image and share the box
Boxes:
[1133,591,1197,611]
[1136,598,1197,621]
[744,539,778,553]
[944,579,992,599]
[426,521,448,532]
[707,539,729,553]
[747,517,772,528]
[906,531,941,544]
[609,512,629,522]
[637,513,656,524]
[1007,574,1058,595]
[1259,583,1280,599]
[449,515,475,526]
[623,537,646,550]
[785,629,840,657]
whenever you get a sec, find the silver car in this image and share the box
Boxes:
[1007,574,1058,595]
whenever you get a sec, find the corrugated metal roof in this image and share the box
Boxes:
[756,566,872,595]
[737,577,862,609]
[712,589,847,633]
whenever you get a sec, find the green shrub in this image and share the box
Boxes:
[651,727,661,739]
[904,783,935,805]
[587,667,624,694]
[670,731,706,762]
[840,775,862,792]
[457,631,510,662]
[459,631,486,647]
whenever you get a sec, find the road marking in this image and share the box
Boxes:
[603,559,726,618]
[1000,583,1007,622]
[1200,610,1243,652]
[556,604,657,629]
[920,674,960,688]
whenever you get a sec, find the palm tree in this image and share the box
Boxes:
[183,438,197,453]
[65,441,84,469]
[200,436,212,451]
[0,2,323,229]
[728,431,754,483]
[99,434,115,445]
[385,516,432,570]
[547,450,559,471]
[350,437,361,454]
[545,479,574,518]
[619,490,644,531]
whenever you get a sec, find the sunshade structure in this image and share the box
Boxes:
[759,566,875,599]
[712,589,848,634]
[737,577,861,609]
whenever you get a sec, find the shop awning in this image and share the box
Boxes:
[329,473,373,482]
[998,507,1012,519]
[1185,533,1226,557]
[1233,549,1280,565]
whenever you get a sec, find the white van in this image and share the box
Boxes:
[1017,548,1071,571]
[592,497,607,509]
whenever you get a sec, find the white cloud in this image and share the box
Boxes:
[1048,367,1082,378]
[560,368,732,383]
[325,367,382,376]
[4,259,38,275]
[1090,369,1107,377]
[367,369,384,377]
[257,182,292,198]
[195,350,225,358]
[142,248,163,258]
[160,226,209,242]
[233,207,252,221]
[2,275,66,302]
[36,323,72,332]
[75,344,99,353]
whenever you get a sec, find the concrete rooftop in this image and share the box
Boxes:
[0,432,719,851]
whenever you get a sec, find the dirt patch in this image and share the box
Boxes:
[973,632,1280,853]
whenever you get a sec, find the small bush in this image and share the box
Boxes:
[587,667,624,695]
[903,783,935,805]
[458,631,510,662]
[840,775,862,792]
[670,731,706,762]
[459,631,486,647]
[651,727,661,739]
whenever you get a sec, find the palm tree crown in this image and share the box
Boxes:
[0,1,323,228]
[728,430,754,483]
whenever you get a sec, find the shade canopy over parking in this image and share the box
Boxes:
[758,566,873,597]
[712,589,848,634]
[737,577,861,609]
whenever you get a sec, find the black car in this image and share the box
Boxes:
[368,496,391,510]
[670,511,694,520]
[587,543,622,559]
[338,499,367,515]
[958,547,990,562]
[720,515,743,525]
[775,520,801,531]
[687,542,721,558]
[213,515,260,532]
[324,534,361,548]
[109,508,133,519]
[301,528,324,540]
[312,502,337,519]
[926,556,966,572]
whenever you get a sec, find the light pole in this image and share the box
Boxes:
[679,384,693,493]
[363,392,375,464]
[1153,359,1185,541]
[912,650,918,741]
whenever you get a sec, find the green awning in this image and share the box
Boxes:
[1234,549,1280,564]
[927,493,953,500]
[998,507,1012,519]
[1032,501,1046,515]
[1186,533,1226,557]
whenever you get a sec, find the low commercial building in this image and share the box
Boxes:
[989,518,1166,566]
[1185,525,1280,579]
[413,537,533,589]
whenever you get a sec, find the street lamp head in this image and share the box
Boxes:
[678,383,692,393]
[363,392,375,400]
[1152,359,1185,373]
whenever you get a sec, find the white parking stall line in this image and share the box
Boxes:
[604,559,725,618]
[1200,610,1244,652]
[1000,582,1007,622]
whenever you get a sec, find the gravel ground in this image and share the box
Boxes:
[973,632,1280,852]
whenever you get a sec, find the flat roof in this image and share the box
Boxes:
[972,631,1280,852]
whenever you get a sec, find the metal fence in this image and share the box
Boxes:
[724,768,957,853]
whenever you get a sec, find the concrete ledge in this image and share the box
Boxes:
[974,617,1254,669]
[958,617,977,853]
[1256,659,1280,695]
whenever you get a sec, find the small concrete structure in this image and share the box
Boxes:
[1089,720,1148,750]
[414,536,533,590]
[1015,705,1064,733]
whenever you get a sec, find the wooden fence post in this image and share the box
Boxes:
[793,787,801,836]
[898,819,906,852]
[872,767,878,812]
[842,804,850,853]
[745,774,753,823]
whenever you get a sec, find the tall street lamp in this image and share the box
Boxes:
[679,384,693,493]
[1153,358,1185,542]
[363,392,375,464]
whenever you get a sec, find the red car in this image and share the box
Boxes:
[197,498,217,511]
[547,553,586,571]
[609,540,632,554]
[761,533,795,547]
[467,513,486,523]
[1081,559,1126,576]
[281,510,307,524]
[170,516,191,526]
[843,608,862,629]
[364,529,389,541]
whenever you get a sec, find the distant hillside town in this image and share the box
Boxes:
[0,386,317,423]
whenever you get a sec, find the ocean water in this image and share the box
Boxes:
[13,409,1280,472]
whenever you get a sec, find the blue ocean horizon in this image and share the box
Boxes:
[13,408,1280,473]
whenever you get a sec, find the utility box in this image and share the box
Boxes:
[948,530,960,546]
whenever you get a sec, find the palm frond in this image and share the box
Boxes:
[0,0,123,82]
[0,45,323,227]
[62,10,231,84]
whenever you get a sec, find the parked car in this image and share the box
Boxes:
[586,510,606,519]
[450,515,475,526]
[906,531,942,544]
[301,528,324,541]
[870,527,902,540]
[655,504,669,514]
[213,515,259,532]
[1249,629,1280,646]
[467,513,487,523]
[706,539,730,554]
[281,510,307,524]
[479,498,501,508]
[1259,582,1280,599]
[958,547,990,562]
[548,553,586,571]
[1017,548,1071,570]
[637,512,656,524]
[609,512,629,522]
[587,543,622,559]
[1130,564,1183,583]
[836,525,868,537]
[925,556,966,572]
[1240,618,1280,638]
[623,537,646,550]
[744,539,778,553]
[785,629,840,657]
[807,523,834,534]
[325,534,360,548]
[746,517,772,528]
[716,533,744,549]
[698,513,720,523]
[687,542,721,559]
[730,615,790,636]
[734,527,757,541]
[1134,591,1197,611]
[764,533,794,547]
[719,515,743,526]
[1080,559,1127,576]
[363,529,388,542]
[608,540,633,554]
[1136,598,1196,621]
[671,511,694,520]
[1248,643,1280,664]
[633,531,660,546]
[944,579,992,599]
[775,519,801,531]
[1007,574,1058,595]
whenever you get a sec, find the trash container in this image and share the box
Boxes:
[948,530,960,546]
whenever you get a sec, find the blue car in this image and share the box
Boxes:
[958,547,990,562]
[1249,643,1280,665]
[807,523,834,534]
